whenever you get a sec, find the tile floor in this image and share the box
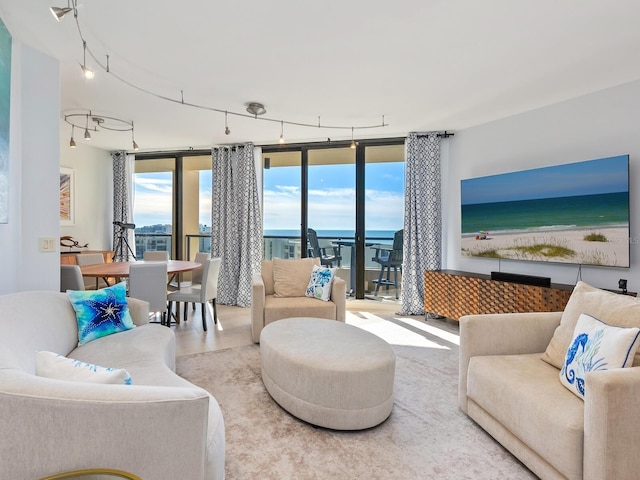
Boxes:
[172,296,460,356]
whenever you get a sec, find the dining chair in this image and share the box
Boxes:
[143,250,172,285]
[167,257,221,331]
[189,252,211,311]
[60,265,85,292]
[128,262,169,324]
[76,253,107,290]
[143,251,170,261]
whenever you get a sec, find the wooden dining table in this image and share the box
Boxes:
[79,260,202,324]
[79,260,201,284]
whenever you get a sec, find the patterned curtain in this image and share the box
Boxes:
[400,133,442,315]
[211,144,263,307]
[111,151,136,261]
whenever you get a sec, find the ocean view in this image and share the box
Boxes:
[264,229,397,240]
[461,192,629,235]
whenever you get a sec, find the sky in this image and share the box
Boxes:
[133,162,405,232]
[461,155,629,205]
[133,170,212,228]
[264,162,404,232]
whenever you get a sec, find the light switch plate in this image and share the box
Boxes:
[39,237,57,252]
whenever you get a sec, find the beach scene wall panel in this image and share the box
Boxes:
[461,155,630,267]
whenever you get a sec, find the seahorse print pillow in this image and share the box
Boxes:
[559,313,640,399]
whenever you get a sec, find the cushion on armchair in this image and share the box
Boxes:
[272,257,320,297]
[305,265,336,301]
[559,313,640,399]
[542,281,640,369]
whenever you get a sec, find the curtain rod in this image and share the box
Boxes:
[415,130,454,138]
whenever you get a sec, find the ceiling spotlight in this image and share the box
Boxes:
[246,102,266,117]
[50,4,73,21]
[279,121,285,144]
[81,65,95,79]
[69,125,76,148]
[132,123,139,151]
[350,127,357,149]
[224,111,230,135]
[81,40,94,79]
[84,128,91,139]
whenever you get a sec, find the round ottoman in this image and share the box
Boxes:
[260,317,396,430]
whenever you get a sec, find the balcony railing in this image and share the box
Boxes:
[134,233,172,260]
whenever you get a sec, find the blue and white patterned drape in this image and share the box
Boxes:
[111,151,136,261]
[400,133,442,315]
[211,144,263,306]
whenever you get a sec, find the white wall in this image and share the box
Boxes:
[445,79,640,292]
[60,143,113,252]
[0,41,60,294]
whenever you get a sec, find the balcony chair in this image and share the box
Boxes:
[167,257,221,332]
[60,264,85,292]
[128,262,169,324]
[307,228,341,267]
[371,229,403,299]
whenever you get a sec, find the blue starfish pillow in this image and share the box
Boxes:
[305,265,336,302]
[560,313,640,399]
[68,282,136,346]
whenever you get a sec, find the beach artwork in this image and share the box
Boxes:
[461,155,630,267]
[0,19,11,224]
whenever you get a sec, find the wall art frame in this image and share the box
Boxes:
[60,167,74,226]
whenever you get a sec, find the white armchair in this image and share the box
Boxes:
[251,258,346,343]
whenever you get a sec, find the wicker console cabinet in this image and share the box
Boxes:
[423,270,573,321]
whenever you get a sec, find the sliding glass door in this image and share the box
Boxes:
[262,139,405,299]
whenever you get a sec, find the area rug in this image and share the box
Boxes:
[176,342,537,480]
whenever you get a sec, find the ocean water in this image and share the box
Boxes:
[461,192,629,235]
[264,229,396,240]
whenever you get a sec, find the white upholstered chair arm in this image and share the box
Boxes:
[458,312,562,412]
[330,276,346,322]
[126,297,151,326]
[251,273,266,343]
[583,366,640,480]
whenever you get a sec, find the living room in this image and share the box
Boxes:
[2,2,640,479]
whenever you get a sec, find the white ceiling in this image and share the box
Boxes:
[1,1,640,152]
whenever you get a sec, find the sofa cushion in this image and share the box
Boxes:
[542,281,640,369]
[264,296,337,325]
[272,257,320,298]
[468,353,584,479]
[305,265,336,301]
[68,282,135,346]
[35,350,132,385]
[560,313,640,399]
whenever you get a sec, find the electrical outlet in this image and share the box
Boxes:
[39,237,57,253]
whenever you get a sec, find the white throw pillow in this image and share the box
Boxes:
[559,313,640,399]
[305,264,336,302]
[35,351,132,385]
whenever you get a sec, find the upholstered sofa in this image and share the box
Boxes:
[251,258,346,343]
[459,281,640,480]
[0,290,225,480]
